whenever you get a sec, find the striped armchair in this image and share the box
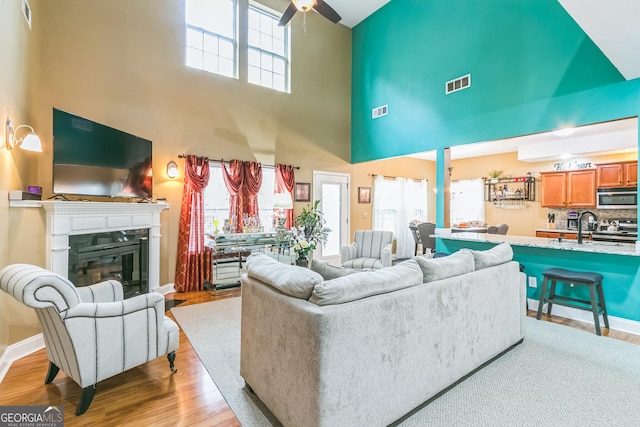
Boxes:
[0,264,179,415]
[340,230,394,269]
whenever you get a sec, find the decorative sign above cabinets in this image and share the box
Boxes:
[552,161,593,171]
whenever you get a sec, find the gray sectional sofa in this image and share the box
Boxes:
[240,243,526,427]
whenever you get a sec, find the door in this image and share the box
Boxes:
[313,171,350,265]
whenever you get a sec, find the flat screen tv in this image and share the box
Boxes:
[53,108,153,198]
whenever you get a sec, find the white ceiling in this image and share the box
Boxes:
[323,0,391,28]
[408,118,638,162]
[558,0,640,80]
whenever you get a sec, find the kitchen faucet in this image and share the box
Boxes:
[577,211,598,244]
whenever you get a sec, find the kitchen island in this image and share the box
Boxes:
[434,230,640,332]
[435,230,639,256]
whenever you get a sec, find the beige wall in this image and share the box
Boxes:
[31,0,353,288]
[452,151,638,236]
[1,0,42,354]
[350,158,437,235]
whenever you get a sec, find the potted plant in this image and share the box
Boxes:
[488,169,504,183]
[290,200,331,266]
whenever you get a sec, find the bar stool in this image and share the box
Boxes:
[536,267,609,335]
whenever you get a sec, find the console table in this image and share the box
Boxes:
[205,232,292,289]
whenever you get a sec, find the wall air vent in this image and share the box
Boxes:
[372,104,388,119]
[445,74,471,94]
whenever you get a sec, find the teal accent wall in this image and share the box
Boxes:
[438,239,640,322]
[351,0,634,163]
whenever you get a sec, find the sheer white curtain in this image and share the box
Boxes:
[373,176,429,259]
[450,178,485,224]
[372,175,387,230]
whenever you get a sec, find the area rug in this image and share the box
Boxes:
[172,298,640,426]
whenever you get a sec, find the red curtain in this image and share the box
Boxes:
[242,161,263,220]
[276,164,296,228]
[221,160,244,233]
[174,155,212,292]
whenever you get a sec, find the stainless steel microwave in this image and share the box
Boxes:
[596,187,638,209]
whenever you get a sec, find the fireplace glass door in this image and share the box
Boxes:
[68,229,149,299]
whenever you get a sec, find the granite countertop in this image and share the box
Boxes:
[535,228,580,233]
[434,229,639,257]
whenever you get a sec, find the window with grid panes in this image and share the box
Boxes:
[247,4,290,93]
[185,0,237,79]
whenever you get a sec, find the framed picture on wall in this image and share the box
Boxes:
[294,182,311,202]
[358,187,371,204]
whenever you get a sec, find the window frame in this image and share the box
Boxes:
[247,2,291,93]
[185,0,239,79]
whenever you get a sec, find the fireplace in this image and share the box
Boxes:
[68,229,150,298]
[38,201,169,293]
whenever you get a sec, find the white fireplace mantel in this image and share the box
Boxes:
[34,201,169,291]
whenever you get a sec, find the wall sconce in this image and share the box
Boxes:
[166,160,179,179]
[5,119,42,152]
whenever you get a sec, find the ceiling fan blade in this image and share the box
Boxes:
[313,0,341,24]
[278,3,298,26]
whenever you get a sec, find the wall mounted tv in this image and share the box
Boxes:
[53,108,152,198]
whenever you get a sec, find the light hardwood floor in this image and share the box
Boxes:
[1,291,638,426]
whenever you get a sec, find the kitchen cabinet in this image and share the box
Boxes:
[540,170,596,208]
[535,230,586,241]
[540,172,566,207]
[596,161,638,188]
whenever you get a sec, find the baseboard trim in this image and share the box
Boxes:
[0,333,44,383]
[154,282,175,295]
[527,298,640,336]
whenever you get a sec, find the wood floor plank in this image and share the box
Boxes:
[0,287,637,426]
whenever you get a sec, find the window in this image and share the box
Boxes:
[450,179,485,224]
[372,176,428,258]
[247,4,290,93]
[185,0,237,79]
[203,166,277,235]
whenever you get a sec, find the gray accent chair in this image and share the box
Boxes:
[341,230,394,269]
[0,264,179,415]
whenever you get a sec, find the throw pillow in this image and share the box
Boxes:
[309,259,423,306]
[413,250,475,283]
[461,242,513,270]
[309,259,357,280]
[246,253,323,299]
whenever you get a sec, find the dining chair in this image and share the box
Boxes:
[409,223,421,255]
[417,222,436,254]
[496,223,510,234]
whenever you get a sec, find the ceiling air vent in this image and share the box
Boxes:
[372,104,388,119]
[445,74,471,94]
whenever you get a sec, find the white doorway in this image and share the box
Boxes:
[312,171,350,265]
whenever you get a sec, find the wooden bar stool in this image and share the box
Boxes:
[536,267,609,335]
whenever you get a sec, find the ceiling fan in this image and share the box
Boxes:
[278,0,342,26]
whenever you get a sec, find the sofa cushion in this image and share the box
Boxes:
[413,250,475,283]
[309,259,423,306]
[246,253,323,299]
[461,243,513,270]
[310,259,358,280]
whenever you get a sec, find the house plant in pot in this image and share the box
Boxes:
[290,200,331,267]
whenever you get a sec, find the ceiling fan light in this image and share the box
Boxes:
[293,0,317,12]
